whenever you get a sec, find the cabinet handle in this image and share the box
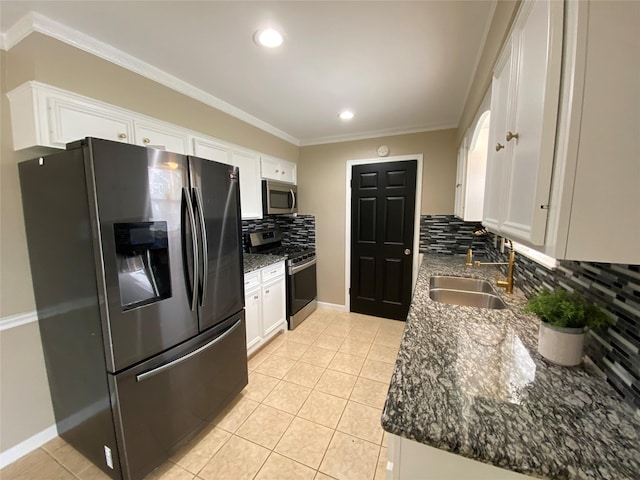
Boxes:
[506,131,519,142]
[456,183,462,188]
[118,133,127,139]
[495,143,505,151]
[143,137,150,144]
[253,295,259,299]
[265,289,270,294]
[282,171,285,175]
[275,169,279,173]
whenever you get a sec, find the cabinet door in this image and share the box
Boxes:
[47,93,134,147]
[483,40,514,232]
[244,284,262,351]
[192,137,231,164]
[500,0,563,245]
[260,156,281,181]
[279,160,296,184]
[261,156,296,184]
[232,151,262,219]
[261,276,286,337]
[134,121,189,154]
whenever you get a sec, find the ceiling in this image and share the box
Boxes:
[0,1,495,146]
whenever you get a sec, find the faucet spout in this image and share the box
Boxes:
[472,250,516,294]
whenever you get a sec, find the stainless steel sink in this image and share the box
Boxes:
[429,276,495,293]
[429,288,507,309]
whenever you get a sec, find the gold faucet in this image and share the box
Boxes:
[465,248,473,267]
[473,250,516,294]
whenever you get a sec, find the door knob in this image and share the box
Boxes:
[404,249,411,255]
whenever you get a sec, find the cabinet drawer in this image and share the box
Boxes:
[260,262,285,283]
[244,271,260,292]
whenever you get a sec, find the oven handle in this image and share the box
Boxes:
[288,257,316,275]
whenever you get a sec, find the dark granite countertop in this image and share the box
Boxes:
[382,254,640,479]
[243,253,286,274]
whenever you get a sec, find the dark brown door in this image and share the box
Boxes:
[350,160,417,320]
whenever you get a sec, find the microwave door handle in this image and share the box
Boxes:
[290,189,296,212]
[182,187,199,311]
[193,187,208,306]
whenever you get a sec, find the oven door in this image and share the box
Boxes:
[287,260,317,329]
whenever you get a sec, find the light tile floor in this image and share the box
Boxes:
[1,310,404,480]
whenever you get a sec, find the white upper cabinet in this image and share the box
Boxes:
[483,0,563,245]
[542,0,640,264]
[134,120,189,154]
[261,155,297,184]
[486,0,640,264]
[192,137,231,164]
[7,83,135,149]
[231,151,263,219]
[192,137,263,219]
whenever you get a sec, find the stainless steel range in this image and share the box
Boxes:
[246,229,317,329]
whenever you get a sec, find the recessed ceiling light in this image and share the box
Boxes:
[339,110,354,120]
[254,28,284,48]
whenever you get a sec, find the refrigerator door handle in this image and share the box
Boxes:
[193,187,208,306]
[182,187,199,311]
[135,319,242,382]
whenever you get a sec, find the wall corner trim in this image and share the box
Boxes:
[0,424,57,469]
[0,311,38,332]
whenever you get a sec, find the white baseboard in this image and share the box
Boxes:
[0,424,57,469]
[0,311,38,332]
[317,302,347,312]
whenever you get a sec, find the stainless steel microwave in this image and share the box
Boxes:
[262,180,297,215]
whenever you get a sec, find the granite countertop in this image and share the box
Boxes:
[382,254,640,479]
[243,253,286,274]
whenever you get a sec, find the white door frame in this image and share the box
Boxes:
[345,154,424,311]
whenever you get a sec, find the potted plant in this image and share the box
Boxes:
[524,288,612,366]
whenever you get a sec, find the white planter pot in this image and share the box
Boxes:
[538,322,585,366]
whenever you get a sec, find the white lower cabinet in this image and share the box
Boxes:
[244,262,287,355]
[387,434,531,480]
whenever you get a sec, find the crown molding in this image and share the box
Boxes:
[298,123,458,147]
[2,12,300,146]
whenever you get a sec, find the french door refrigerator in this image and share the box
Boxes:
[19,138,248,480]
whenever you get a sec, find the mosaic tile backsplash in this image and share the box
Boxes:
[420,215,640,409]
[419,214,491,256]
[241,214,315,249]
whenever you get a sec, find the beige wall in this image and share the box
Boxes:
[298,130,457,306]
[456,0,521,145]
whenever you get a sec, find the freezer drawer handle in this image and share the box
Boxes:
[136,319,242,382]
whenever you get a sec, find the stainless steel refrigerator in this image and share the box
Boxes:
[19,138,248,480]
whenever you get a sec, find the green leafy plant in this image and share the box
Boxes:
[524,288,612,329]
